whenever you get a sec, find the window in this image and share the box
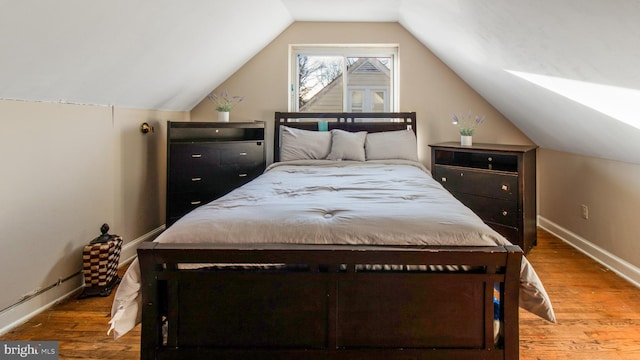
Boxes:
[290,45,398,113]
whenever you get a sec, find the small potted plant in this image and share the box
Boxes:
[451,111,485,146]
[206,89,244,122]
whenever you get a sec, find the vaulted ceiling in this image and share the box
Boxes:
[2,0,639,164]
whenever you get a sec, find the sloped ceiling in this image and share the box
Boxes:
[399,0,640,164]
[0,0,292,110]
[1,0,639,163]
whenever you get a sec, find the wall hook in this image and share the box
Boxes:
[140,122,154,134]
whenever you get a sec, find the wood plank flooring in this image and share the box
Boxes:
[0,267,140,360]
[1,228,639,359]
[520,229,640,359]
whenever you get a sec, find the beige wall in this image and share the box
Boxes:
[538,148,640,273]
[0,99,188,314]
[191,22,532,165]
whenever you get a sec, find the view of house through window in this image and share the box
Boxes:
[290,46,398,113]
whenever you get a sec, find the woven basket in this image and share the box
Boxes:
[79,236,122,298]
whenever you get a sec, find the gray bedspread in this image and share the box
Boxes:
[109,160,555,338]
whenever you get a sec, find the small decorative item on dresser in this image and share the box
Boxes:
[207,89,244,122]
[451,111,485,146]
[78,223,122,299]
[217,111,230,122]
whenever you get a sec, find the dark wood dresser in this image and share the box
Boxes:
[429,142,537,253]
[166,121,265,226]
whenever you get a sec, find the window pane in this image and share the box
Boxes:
[298,55,343,112]
[350,90,364,112]
[373,91,386,112]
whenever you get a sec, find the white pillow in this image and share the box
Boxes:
[326,129,367,161]
[365,130,419,161]
[280,126,331,161]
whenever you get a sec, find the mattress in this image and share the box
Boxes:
[109,160,555,338]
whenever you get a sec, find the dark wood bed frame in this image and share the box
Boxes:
[138,112,523,360]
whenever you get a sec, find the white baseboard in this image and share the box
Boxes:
[0,225,165,336]
[118,225,165,266]
[0,273,84,337]
[538,216,640,289]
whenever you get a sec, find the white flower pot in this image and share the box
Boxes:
[461,135,472,146]
[217,111,230,122]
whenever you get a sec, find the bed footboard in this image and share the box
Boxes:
[138,242,522,360]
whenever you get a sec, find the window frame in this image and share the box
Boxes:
[288,44,399,112]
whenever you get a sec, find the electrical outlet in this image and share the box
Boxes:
[580,204,589,220]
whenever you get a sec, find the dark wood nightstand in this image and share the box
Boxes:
[429,142,537,253]
[166,121,265,226]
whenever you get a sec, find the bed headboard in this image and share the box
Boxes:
[274,112,416,162]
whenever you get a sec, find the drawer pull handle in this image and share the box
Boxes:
[238,173,248,177]
[191,154,202,158]
[488,157,493,162]
[502,210,508,216]
[501,184,509,191]
[239,152,247,156]
[441,177,447,182]
[191,201,202,205]
[191,177,202,182]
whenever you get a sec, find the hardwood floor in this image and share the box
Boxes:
[520,229,640,360]
[0,266,140,360]
[1,228,639,359]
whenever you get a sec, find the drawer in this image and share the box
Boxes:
[168,171,218,193]
[167,191,221,218]
[486,222,519,247]
[169,165,264,191]
[169,166,230,191]
[224,165,265,185]
[214,170,261,195]
[434,165,517,201]
[170,143,222,168]
[220,142,264,165]
[170,142,264,169]
[452,192,519,227]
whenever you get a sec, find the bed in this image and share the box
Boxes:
[109,112,555,360]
